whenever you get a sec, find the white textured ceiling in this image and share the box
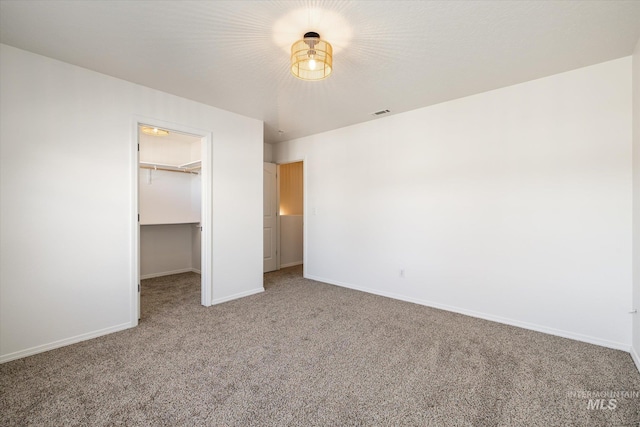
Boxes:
[1,1,639,144]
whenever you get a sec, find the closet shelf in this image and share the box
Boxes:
[179,160,201,169]
[140,221,200,226]
[140,161,201,174]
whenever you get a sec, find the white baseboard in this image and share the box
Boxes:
[631,345,640,374]
[141,268,200,280]
[305,274,631,353]
[211,287,264,305]
[0,322,132,364]
[280,261,303,268]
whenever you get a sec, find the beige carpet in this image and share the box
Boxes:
[1,266,639,426]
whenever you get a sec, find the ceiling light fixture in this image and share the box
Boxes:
[140,126,169,137]
[291,32,332,81]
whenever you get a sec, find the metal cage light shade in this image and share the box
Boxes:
[290,32,333,81]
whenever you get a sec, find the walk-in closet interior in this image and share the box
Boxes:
[138,127,202,281]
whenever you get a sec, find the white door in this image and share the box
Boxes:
[264,162,278,272]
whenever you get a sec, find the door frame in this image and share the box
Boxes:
[130,116,213,326]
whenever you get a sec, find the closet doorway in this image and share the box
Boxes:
[133,121,212,321]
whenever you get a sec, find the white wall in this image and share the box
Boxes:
[192,224,202,273]
[275,57,633,350]
[139,169,200,224]
[632,38,640,370]
[140,224,197,278]
[264,143,273,163]
[139,133,201,165]
[0,44,264,362]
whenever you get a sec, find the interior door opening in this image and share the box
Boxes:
[135,122,212,321]
[277,161,304,273]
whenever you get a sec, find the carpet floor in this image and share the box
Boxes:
[1,266,639,426]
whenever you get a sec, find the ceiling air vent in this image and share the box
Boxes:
[371,109,391,116]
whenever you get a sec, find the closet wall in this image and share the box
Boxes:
[139,130,202,278]
[279,162,303,267]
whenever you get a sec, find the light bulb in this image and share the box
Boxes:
[308,59,317,70]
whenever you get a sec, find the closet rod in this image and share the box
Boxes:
[139,165,198,174]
